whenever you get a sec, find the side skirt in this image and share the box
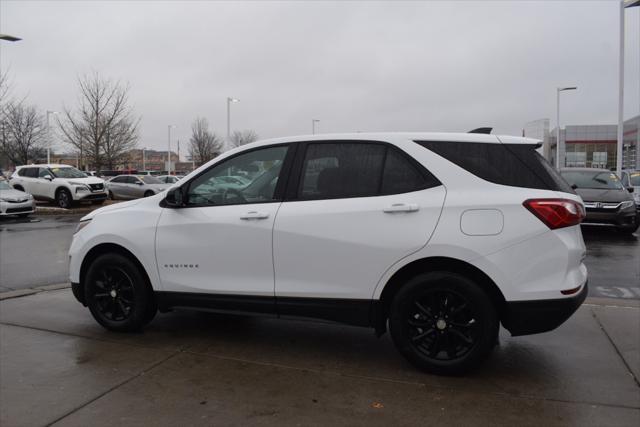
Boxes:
[155,291,375,328]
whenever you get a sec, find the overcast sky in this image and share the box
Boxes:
[1,0,639,156]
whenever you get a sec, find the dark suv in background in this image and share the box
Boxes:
[561,168,638,234]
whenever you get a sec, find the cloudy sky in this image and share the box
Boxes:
[1,0,639,156]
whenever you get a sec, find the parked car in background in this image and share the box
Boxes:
[0,179,35,217]
[621,170,640,211]
[10,164,107,209]
[106,174,171,200]
[157,175,183,184]
[561,168,638,234]
[70,132,588,375]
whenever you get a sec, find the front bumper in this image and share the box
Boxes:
[583,207,637,228]
[0,199,36,215]
[501,281,588,336]
[75,192,108,202]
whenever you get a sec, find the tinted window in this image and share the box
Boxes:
[125,176,140,184]
[381,148,431,195]
[187,145,288,206]
[298,143,385,199]
[21,168,38,178]
[50,167,86,178]
[110,176,127,183]
[38,168,51,178]
[140,176,162,184]
[416,141,574,193]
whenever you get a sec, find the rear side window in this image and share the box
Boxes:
[416,141,574,193]
[297,142,440,200]
[19,167,38,178]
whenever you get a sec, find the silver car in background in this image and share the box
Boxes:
[106,175,171,200]
[0,179,35,217]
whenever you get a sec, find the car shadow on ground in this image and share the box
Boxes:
[580,224,638,243]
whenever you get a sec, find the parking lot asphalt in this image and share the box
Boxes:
[0,288,638,426]
[1,215,638,299]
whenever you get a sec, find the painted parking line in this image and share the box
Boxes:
[593,286,640,299]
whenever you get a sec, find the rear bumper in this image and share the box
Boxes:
[502,281,588,336]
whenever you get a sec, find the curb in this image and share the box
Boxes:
[0,283,70,301]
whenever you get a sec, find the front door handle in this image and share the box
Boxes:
[240,211,270,220]
[383,203,419,213]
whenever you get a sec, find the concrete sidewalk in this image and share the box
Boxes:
[0,289,638,426]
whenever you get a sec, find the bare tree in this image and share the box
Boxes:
[189,117,222,166]
[229,130,259,148]
[57,73,139,170]
[0,102,46,165]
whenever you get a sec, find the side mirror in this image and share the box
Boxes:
[164,187,185,208]
[136,181,144,185]
[571,184,578,190]
[43,174,53,181]
[627,187,634,193]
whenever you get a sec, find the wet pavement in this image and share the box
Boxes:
[0,288,638,426]
[1,215,638,299]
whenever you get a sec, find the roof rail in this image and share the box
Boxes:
[468,127,492,134]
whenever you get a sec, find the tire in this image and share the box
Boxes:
[56,188,73,209]
[17,213,30,218]
[108,191,116,200]
[143,190,154,198]
[389,272,499,376]
[84,253,155,332]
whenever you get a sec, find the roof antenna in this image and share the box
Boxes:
[468,127,493,134]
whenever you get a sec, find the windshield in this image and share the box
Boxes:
[630,172,640,186]
[140,175,162,184]
[561,170,624,190]
[50,167,87,179]
[0,180,11,190]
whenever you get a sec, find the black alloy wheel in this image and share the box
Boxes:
[57,188,72,209]
[85,253,156,331]
[389,272,498,375]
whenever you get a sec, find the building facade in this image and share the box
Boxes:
[541,115,639,170]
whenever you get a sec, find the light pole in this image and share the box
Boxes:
[312,119,320,134]
[227,97,239,150]
[167,125,175,175]
[46,111,58,164]
[616,0,640,175]
[555,87,577,169]
[142,147,147,171]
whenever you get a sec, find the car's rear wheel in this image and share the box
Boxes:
[56,188,73,209]
[84,253,156,332]
[143,190,154,197]
[389,272,498,376]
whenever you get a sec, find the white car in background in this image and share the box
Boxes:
[10,164,107,209]
[0,179,35,217]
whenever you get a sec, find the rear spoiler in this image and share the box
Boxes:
[468,127,493,134]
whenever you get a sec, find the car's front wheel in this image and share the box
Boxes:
[143,190,154,197]
[56,188,73,209]
[84,253,156,332]
[389,272,499,376]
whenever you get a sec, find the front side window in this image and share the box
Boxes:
[110,176,126,183]
[186,145,288,206]
[38,168,51,178]
[50,167,87,179]
[140,176,162,184]
[630,172,640,186]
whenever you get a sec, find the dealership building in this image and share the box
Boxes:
[524,115,639,171]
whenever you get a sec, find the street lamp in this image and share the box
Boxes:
[227,97,240,150]
[46,111,58,164]
[312,119,320,135]
[142,147,147,172]
[555,87,577,169]
[616,0,640,175]
[167,125,176,175]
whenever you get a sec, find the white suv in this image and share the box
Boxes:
[69,133,588,375]
[10,164,108,208]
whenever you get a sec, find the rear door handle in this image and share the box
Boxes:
[240,211,270,220]
[383,203,419,213]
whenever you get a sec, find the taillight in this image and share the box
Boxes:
[523,199,585,229]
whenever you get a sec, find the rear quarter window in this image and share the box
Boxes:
[415,140,574,194]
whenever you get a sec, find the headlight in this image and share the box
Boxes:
[620,200,635,210]
[75,219,92,234]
